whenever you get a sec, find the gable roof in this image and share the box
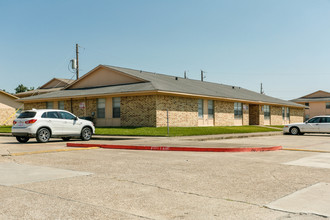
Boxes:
[0,90,18,100]
[291,90,330,103]
[40,78,75,89]
[19,65,304,108]
[16,77,75,98]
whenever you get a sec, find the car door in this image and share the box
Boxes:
[318,117,330,133]
[42,111,64,135]
[58,111,82,135]
[303,117,321,133]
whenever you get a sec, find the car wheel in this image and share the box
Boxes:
[62,137,71,141]
[36,128,51,143]
[290,127,300,135]
[16,136,30,143]
[81,127,92,141]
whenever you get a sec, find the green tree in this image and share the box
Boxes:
[15,84,28,94]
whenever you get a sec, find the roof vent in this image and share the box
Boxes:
[232,86,235,89]
[175,77,178,80]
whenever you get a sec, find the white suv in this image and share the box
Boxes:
[12,109,95,143]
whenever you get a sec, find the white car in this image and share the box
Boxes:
[283,115,330,135]
[12,109,95,143]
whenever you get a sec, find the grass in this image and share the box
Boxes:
[266,125,284,128]
[95,126,280,137]
[0,125,280,137]
[0,126,11,133]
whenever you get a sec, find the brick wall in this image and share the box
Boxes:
[121,95,157,127]
[243,103,249,125]
[0,105,16,125]
[24,102,46,110]
[290,107,304,123]
[156,95,197,127]
[214,101,234,126]
[270,106,283,125]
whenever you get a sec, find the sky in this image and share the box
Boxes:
[1,0,330,100]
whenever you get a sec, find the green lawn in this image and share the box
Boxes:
[0,126,11,133]
[266,125,284,128]
[0,125,280,137]
[95,126,280,137]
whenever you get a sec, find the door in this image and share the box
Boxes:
[58,111,83,135]
[302,117,321,133]
[42,111,64,135]
[318,117,330,133]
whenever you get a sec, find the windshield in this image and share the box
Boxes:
[18,111,36,119]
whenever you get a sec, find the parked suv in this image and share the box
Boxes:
[12,109,95,143]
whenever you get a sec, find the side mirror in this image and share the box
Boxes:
[74,116,78,120]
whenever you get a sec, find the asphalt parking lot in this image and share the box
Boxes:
[1,134,330,219]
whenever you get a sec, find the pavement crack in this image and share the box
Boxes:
[7,185,155,220]
[264,206,329,219]
[112,177,262,207]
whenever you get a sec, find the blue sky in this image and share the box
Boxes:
[1,0,330,100]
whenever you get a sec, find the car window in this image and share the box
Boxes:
[18,111,36,118]
[58,111,76,120]
[308,117,321,123]
[322,117,330,123]
[46,111,60,119]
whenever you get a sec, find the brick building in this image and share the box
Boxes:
[0,90,20,126]
[19,65,304,127]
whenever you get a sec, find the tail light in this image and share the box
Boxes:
[13,120,17,125]
[25,119,37,124]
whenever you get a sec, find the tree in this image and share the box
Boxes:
[15,84,34,94]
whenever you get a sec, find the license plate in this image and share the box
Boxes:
[18,121,24,127]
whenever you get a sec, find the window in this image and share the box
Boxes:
[18,111,36,118]
[282,107,285,120]
[58,101,65,110]
[305,103,309,107]
[97,98,105,118]
[46,102,53,109]
[198,99,203,118]
[264,105,270,120]
[58,111,76,120]
[42,111,60,119]
[326,103,330,109]
[286,107,290,120]
[308,117,321,123]
[234,102,242,119]
[112,97,120,118]
[208,100,214,119]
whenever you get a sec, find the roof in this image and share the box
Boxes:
[291,97,330,102]
[0,90,18,100]
[19,65,304,108]
[15,88,63,98]
[40,78,75,89]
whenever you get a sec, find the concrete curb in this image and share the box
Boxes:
[67,143,283,152]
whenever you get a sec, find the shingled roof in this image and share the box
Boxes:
[19,65,304,108]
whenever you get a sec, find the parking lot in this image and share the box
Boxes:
[1,134,330,219]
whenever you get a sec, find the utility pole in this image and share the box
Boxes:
[76,43,79,80]
[201,70,204,81]
[260,83,264,94]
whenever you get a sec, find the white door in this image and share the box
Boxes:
[318,117,330,133]
[302,117,321,133]
[43,111,64,135]
[58,111,82,135]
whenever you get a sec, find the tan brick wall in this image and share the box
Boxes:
[214,101,234,126]
[24,102,46,110]
[259,105,264,125]
[243,103,249,125]
[290,107,304,123]
[156,95,198,127]
[270,106,283,125]
[121,95,157,127]
[0,106,16,125]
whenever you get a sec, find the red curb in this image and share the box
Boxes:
[66,143,282,152]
